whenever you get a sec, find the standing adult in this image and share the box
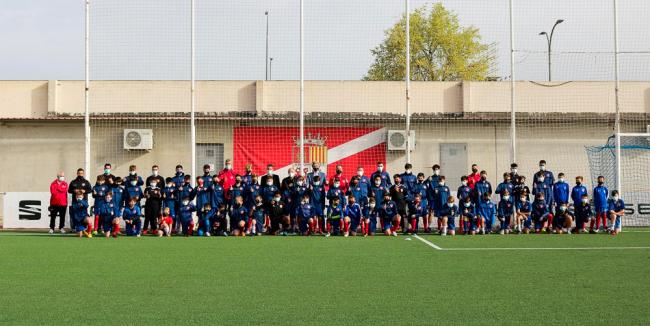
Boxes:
[328,164,349,194]
[145,165,165,188]
[124,165,144,187]
[99,163,116,187]
[260,164,281,189]
[370,162,392,188]
[307,162,326,186]
[68,168,92,229]
[218,159,238,202]
[467,164,481,190]
[49,171,68,234]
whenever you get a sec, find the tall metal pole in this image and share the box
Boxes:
[269,58,273,80]
[84,0,90,175]
[613,0,622,195]
[265,11,269,81]
[299,0,305,174]
[546,35,551,82]
[405,0,411,164]
[509,0,516,164]
[190,0,197,186]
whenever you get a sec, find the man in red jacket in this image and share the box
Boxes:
[328,164,349,194]
[218,159,238,201]
[49,171,69,234]
[467,163,481,190]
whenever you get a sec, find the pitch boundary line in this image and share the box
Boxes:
[412,235,650,251]
[412,234,443,250]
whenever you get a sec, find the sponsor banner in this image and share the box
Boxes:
[233,127,387,178]
[2,192,71,229]
[619,192,650,227]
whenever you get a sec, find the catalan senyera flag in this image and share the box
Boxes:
[233,127,386,178]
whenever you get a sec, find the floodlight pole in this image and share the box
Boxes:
[265,11,269,80]
[299,0,305,174]
[190,0,197,186]
[509,0,516,165]
[84,0,90,175]
[613,0,622,193]
[405,0,411,164]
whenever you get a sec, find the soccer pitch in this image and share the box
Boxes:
[1,232,649,325]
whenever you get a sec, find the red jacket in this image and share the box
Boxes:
[50,179,69,206]
[328,173,349,194]
[467,173,481,190]
[217,169,238,199]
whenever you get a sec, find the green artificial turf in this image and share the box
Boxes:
[0,231,649,325]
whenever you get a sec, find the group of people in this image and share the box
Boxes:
[48,159,625,239]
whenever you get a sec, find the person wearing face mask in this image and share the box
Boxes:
[244,174,261,210]
[369,176,388,233]
[260,164,281,189]
[281,167,298,192]
[407,194,426,235]
[228,175,246,213]
[370,162,392,188]
[326,177,346,210]
[91,175,109,234]
[267,193,289,236]
[210,176,225,210]
[400,163,416,196]
[291,176,309,233]
[467,164,481,190]
[495,172,514,203]
[532,171,554,209]
[142,176,163,235]
[97,192,118,238]
[247,196,266,236]
[178,196,197,236]
[472,171,493,205]
[459,196,477,235]
[497,189,515,234]
[363,197,380,236]
[607,190,625,235]
[175,174,194,233]
[429,164,442,186]
[241,164,254,186]
[146,165,165,188]
[217,159,238,200]
[200,164,214,188]
[98,163,116,187]
[378,193,400,236]
[592,175,609,233]
[515,192,532,234]
[355,166,371,193]
[124,175,144,209]
[71,190,92,238]
[456,176,472,235]
[553,203,574,234]
[508,163,521,186]
[68,168,92,230]
[531,193,552,233]
[124,165,144,188]
[431,175,450,234]
[309,175,326,234]
[437,196,459,236]
[162,177,177,221]
[476,192,497,234]
[110,177,125,227]
[49,171,69,234]
[347,176,369,213]
[552,172,570,216]
[574,193,593,234]
[532,159,555,190]
[513,176,530,207]
[328,164,349,194]
[123,198,142,237]
[571,176,588,208]
[389,174,408,233]
[307,162,327,186]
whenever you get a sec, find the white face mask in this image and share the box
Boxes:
[129,171,136,176]
[558,178,564,183]
[297,181,304,186]
[267,170,273,175]
[357,170,363,176]
[503,195,510,201]
[539,165,546,171]
[447,203,454,207]
[106,197,112,202]
[274,197,281,202]
[289,172,296,178]
[511,168,517,173]
[464,203,471,207]
[152,170,159,176]
[520,197,526,202]
[225,164,232,170]
[374,181,381,186]
[266,181,273,186]
[58,176,65,181]
[334,182,340,188]
[612,196,619,201]
[167,183,173,187]
[433,169,440,175]
[130,181,137,186]
[405,169,412,174]
[438,181,444,186]
[582,198,588,203]
[150,183,157,188]
[313,181,320,186]
[461,181,468,186]
[182,200,189,205]
[560,206,567,211]
[377,166,383,172]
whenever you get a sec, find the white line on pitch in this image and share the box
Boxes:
[441,247,650,251]
[412,234,442,250]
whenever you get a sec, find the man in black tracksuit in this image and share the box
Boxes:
[143,181,163,234]
[68,168,92,229]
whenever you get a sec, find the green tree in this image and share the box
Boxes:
[364,3,496,81]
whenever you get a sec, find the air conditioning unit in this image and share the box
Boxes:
[387,130,415,151]
[123,129,153,150]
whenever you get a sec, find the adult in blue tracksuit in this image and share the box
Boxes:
[162,178,176,218]
[200,164,214,188]
[412,174,429,209]
[431,178,450,217]
[355,167,372,198]
[122,200,142,236]
[531,193,551,232]
[400,163,417,200]
[473,172,493,204]
[428,164,442,187]
[193,179,212,219]
[571,176,588,207]
[552,173,570,214]
[370,162,392,188]
[210,176,225,209]
[348,177,370,209]
[456,176,472,203]
[309,178,326,220]
[111,179,125,218]
[532,160,555,197]
[326,183,346,209]
[495,173,514,202]
[171,166,186,211]
[593,176,609,230]
[306,162,327,186]
[476,193,497,233]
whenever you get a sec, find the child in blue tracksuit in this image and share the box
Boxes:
[297,195,315,236]
[178,196,196,236]
[571,176,588,208]
[175,174,193,232]
[71,192,92,238]
[608,190,625,234]
[97,193,117,238]
[162,177,176,219]
[363,198,379,236]
[249,195,266,235]
[344,195,363,237]
[348,176,370,209]
[431,176,450,233]
[125,179,144,208]
[111,178,125,220]
[407,194,427,235]
[198,203,214,237]
[592,176,609,232]
[326,197,344,236]
[497,190,515,234]
[459,196,477,235]
[531,193,552,233]
[552,173,570,214]
[122,198,142,237]
[309,176,326,233]
[378,193,400,236]
[574,193,593,233]
[194,177,211,221]
[210,176,225,210]
[473,172,493,205]
[476,192,497,234]
[92,175,109,233]
[516,194,532,234]
[495,173,514,202]
[244,175,261,209]
[456,176,472,234]
[437,196,459,236]
[230,196,248,236]
[553,203,574,234]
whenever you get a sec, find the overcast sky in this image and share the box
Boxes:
[1,0,648,81]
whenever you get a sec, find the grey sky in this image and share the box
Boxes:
[1,0,648,81]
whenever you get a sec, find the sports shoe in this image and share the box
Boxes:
[344,233,349,237]
[59,228,66,234]
[136,233,141,237]
[86,231,93,238]
[92,230,97,235]
[325,232,330,237]
[205,232,211,237]
[392,232,398,237]
[48,229,54,234]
